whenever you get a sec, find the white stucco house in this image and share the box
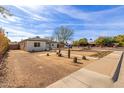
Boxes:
[19,36,58,52]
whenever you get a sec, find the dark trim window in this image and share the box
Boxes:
[34,42,40,47]
[52,44,54,46]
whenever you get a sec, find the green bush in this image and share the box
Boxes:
[119,42,124,47]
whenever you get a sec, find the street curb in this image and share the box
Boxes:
[112,51,124,82]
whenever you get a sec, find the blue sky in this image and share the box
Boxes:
[0,5,124,42]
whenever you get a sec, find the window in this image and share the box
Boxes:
[52,44,54,46]
[34,42,40,47]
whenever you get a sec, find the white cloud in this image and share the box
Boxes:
[0,18,9,23]
[53,6,92,21]
[1,24,35,41]
[0,13,22,24]
[15,5,53,21]
[54,6,124,37]
[44,29,53,33]
[2,24,53,41]
[53,6,124,25]
[5,27,35,36]
[6,16,22,22]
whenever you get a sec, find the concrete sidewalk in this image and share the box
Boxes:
[47,51,123,88]
[85,51,121,77]
[48,68,113,88]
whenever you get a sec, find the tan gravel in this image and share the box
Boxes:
[0,50,95,88]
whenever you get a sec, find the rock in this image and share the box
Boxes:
[46,53,49,56]
[73,57,77,63]
[58,53,62,57]
[82,56,87,60]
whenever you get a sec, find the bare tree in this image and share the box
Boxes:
[53,26,74,58]
[44,36,54,41]
[53,26,74,43]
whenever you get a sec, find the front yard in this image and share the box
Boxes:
[0,49,111,88]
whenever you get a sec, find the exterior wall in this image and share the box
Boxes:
[19,40,58,52]
[45,42,50,50]
[26,41,48,52]
[9,44,19,50]
[20,41,27,51]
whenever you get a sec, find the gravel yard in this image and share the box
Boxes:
[0,50,95,88]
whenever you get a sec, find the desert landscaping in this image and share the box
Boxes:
[0,48,107,88]
[0,47,114,88]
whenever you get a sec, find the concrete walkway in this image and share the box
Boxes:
[85,51,121,77]
[48,68,113,88]
[48,51,123,88]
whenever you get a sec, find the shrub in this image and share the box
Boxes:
[56,52,59,55]
[0,35,9,54]
[58,53,62,57]
[46,53,49,56]
[73,57,77,63]
[119,42,124,47]
[82,56,87,60]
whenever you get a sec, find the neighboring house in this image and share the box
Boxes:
[19,36,58,52]
[88,42,96,47]
[50,41,58,49]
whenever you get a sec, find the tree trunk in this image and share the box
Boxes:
[58,43,61,54]
[68,48,70,58]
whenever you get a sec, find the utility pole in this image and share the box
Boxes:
[6,32,8,37]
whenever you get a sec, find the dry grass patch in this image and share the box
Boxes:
[90,51,113,58]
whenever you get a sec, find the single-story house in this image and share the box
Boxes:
[19,36,58,52]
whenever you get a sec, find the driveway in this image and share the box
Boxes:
[0,50,92,88]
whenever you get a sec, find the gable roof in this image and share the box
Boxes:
[20,37,58,43]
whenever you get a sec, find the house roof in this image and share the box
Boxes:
[20,37,58,43]
[9,42,19,45]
